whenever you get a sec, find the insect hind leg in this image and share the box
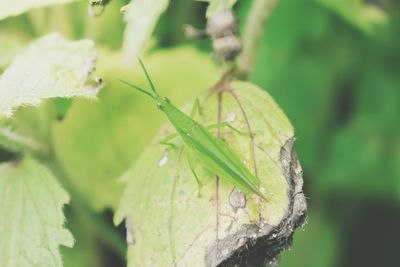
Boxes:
[190,98,203,118]
[159,132,180,148]
[207,122,252,137]
[186,149,204,197]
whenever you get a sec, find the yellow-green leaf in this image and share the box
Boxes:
[115,81,307,266]
[0,0,80,20]
[0,33,101,118]
[0,157,73,267]
[0,33,24,70]
[123,0,169,64]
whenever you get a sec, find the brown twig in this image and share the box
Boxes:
[236,0,278,78]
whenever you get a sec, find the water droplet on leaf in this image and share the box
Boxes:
[225,112,236,122]
[158,155,168,167]
[229,188,246,211]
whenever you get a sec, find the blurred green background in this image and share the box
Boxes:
[1,0,399,266]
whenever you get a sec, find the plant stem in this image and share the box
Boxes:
[236,0,278,78]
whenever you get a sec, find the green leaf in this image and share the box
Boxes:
[115,81,305,266]
[0,101,57,155]
[3,102,56,152]
[0,33,101,118]
[0,0,80,20]
[0,157,73,267]
[123,0,169,63]
[52,46,222,211]
[0,33,24,70]
[313,0,387,34]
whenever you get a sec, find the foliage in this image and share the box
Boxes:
[122,0,169,63]
[114,81,294,266]
[52,47,222,210]
[313,0,387,34]
[244,1,399,266]
[0,33,99,117]
[0,0,80,20]
[0,33,23,69]
[0,157,73,267]
[0,0,399,266]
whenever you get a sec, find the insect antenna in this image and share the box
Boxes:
[138,59,159,95]
[119,79,154,99]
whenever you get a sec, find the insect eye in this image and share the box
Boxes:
[163,97,170,103]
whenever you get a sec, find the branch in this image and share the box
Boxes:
[236,0,278,78]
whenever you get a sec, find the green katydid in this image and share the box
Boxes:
[120,60,266,200]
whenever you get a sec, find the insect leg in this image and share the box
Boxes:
[186,149,203,197]
[206,122,252,136]
[190,98,203,118]
[159,132,179,148]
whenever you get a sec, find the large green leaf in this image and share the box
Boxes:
[52,46,222,211]
[115,81,306,266]
[0,0,79,20]
[123,0,169,64]
[0,157,73,267]
[0,33,101,118]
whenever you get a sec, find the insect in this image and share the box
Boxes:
[120,60,266,200]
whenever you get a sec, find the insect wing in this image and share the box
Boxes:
[181,124,263,198]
